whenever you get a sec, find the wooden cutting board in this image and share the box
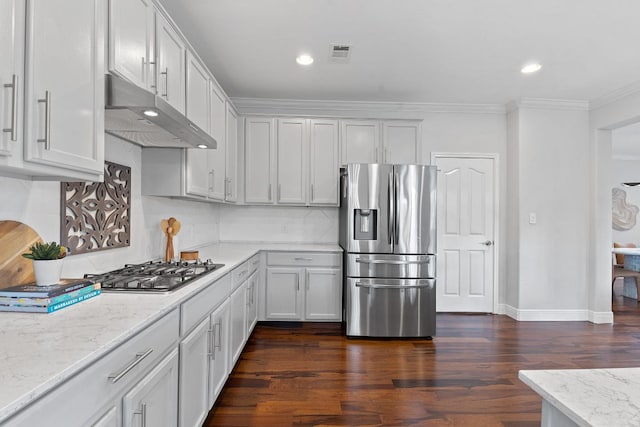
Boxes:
[0,220,44,289]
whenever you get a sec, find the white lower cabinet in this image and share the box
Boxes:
[179,299,229,427]
[91,406,119,427]
[264,252,342,321]
[229,282,247,366]
[246,270,259,335]
[123,348,179,427]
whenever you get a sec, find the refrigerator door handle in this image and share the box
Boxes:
[394,172,400,245]
[355,258,430,265]
[388,171,394,245]
[355,282,432,289]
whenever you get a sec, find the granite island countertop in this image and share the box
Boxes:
[0,242,341,422]
[519,368,640,427]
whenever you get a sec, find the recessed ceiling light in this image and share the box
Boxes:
[521,63,542,74]
[296,54,314,66]
[197,144,208,149]
[143,110,158,117]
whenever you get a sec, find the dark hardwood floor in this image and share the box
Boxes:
[204,284,640,426]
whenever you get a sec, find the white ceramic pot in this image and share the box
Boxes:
[32,259,64,286]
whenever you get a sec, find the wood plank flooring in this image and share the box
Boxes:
[204,285,640,426]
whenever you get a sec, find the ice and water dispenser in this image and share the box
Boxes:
[354,209,377,240]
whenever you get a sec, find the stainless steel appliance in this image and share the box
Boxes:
[84,259,224,293]
[340,163,436,338]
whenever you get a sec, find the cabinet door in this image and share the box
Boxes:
[185,148,210,198]
[305,268,342,321]
[245,117,275,204]
[382,121,421,164]
[185,51,209,133]
[340,120,380,165]
[24,0,105,174]
[0,0,24,156]
[156,13,185,114]
[179,318,210,427]
[108,0,155,91]
[276,118,306,205]
[265,267,302,320]
[225,102,238,202]
[309,119,339,205]
[209,299,230,407]
[123,348,179,427]
[246,271,259,335]
[228,283,247,366]
[209,82,227,200]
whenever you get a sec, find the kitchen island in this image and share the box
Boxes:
[0,242,341,426]
[519,368,640,427]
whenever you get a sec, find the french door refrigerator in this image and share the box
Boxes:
[339,163,436,338]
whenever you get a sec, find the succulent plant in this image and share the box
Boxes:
[22,242,67,260]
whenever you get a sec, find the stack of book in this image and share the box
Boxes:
[0,280,101,313]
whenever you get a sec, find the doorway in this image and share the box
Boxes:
[431,153,499,312]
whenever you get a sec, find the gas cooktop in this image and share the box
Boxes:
[85,259,225,293]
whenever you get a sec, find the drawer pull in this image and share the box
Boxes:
[134,403,147,427]
[355,258,429,265]
[238,269,248,277]
[108,348,153,383]
[294,257,313,261]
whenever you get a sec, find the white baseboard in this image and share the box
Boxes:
[499,304,613,323]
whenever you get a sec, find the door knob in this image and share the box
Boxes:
[481,240,493,246]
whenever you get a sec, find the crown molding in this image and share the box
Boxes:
[589,80,640,111]
[506,98,590,113]
[230,97,506,116]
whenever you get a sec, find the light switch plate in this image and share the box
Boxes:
[529,213,537,224]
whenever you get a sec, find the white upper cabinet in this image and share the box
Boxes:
[309,119,339,205]
[341,120,380,164]
[276,118,306,205]
[23,0,105,175]
[225,102,238,202]
[382,120,422,164]
[185,148,210,198]
[185,51,209,132]
[156,12,185,114]
[0,0,25,157]
[341,119,422,165]
[244,117,275,204]
[108,0,155,91]
[208,82,227,200]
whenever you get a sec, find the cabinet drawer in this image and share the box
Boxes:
[181,273,231,336]
[267,252,341,267]
[4,309,180,427]
[232,261,250,287]
[249,254,261,274]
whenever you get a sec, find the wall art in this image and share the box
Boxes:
[60,161,131,255]
[612,187,639,231]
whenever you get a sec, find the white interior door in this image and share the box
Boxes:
[433,155,497,312]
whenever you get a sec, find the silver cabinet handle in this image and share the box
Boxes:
[147,58,157,90]
[481,240,493,246]
[310,184,314,202]
[238,269,248,277]
[37,91,51,149]
[277,184,281,201]
[215,320,222,351]
[207,327,214,358]
[208,170,214,192]
[3,74,18,141]
[296,274,300,291]
[108,348,153,383]
[294,257,313,261]
[355,258,429,265]
[306,270,309,290]
[268,184,272,201]
[161,67,168,98]
[134,403,147,427]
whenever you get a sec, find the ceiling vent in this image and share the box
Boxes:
[330,44,351,63]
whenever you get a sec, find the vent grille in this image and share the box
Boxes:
[330,44,351,62]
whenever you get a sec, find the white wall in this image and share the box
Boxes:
[506,103,591,317]
[0,135,220,278]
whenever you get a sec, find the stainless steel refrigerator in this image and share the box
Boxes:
[339,163,436,338]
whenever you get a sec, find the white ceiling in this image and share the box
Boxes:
[157,0,640,105]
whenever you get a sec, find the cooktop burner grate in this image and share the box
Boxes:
[85,259,225,293]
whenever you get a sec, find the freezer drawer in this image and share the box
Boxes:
[346,253,435,279]
[345,278,436,338]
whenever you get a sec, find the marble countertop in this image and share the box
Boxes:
[0,242,341,422]
[519,368,640,427]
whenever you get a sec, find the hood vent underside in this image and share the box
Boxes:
[104,74,216,150]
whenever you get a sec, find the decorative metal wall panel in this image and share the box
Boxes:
[61,161,131,255]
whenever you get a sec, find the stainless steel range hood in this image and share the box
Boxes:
[104,74,216,149]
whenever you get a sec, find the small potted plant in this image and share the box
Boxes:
[22,242,68,286]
